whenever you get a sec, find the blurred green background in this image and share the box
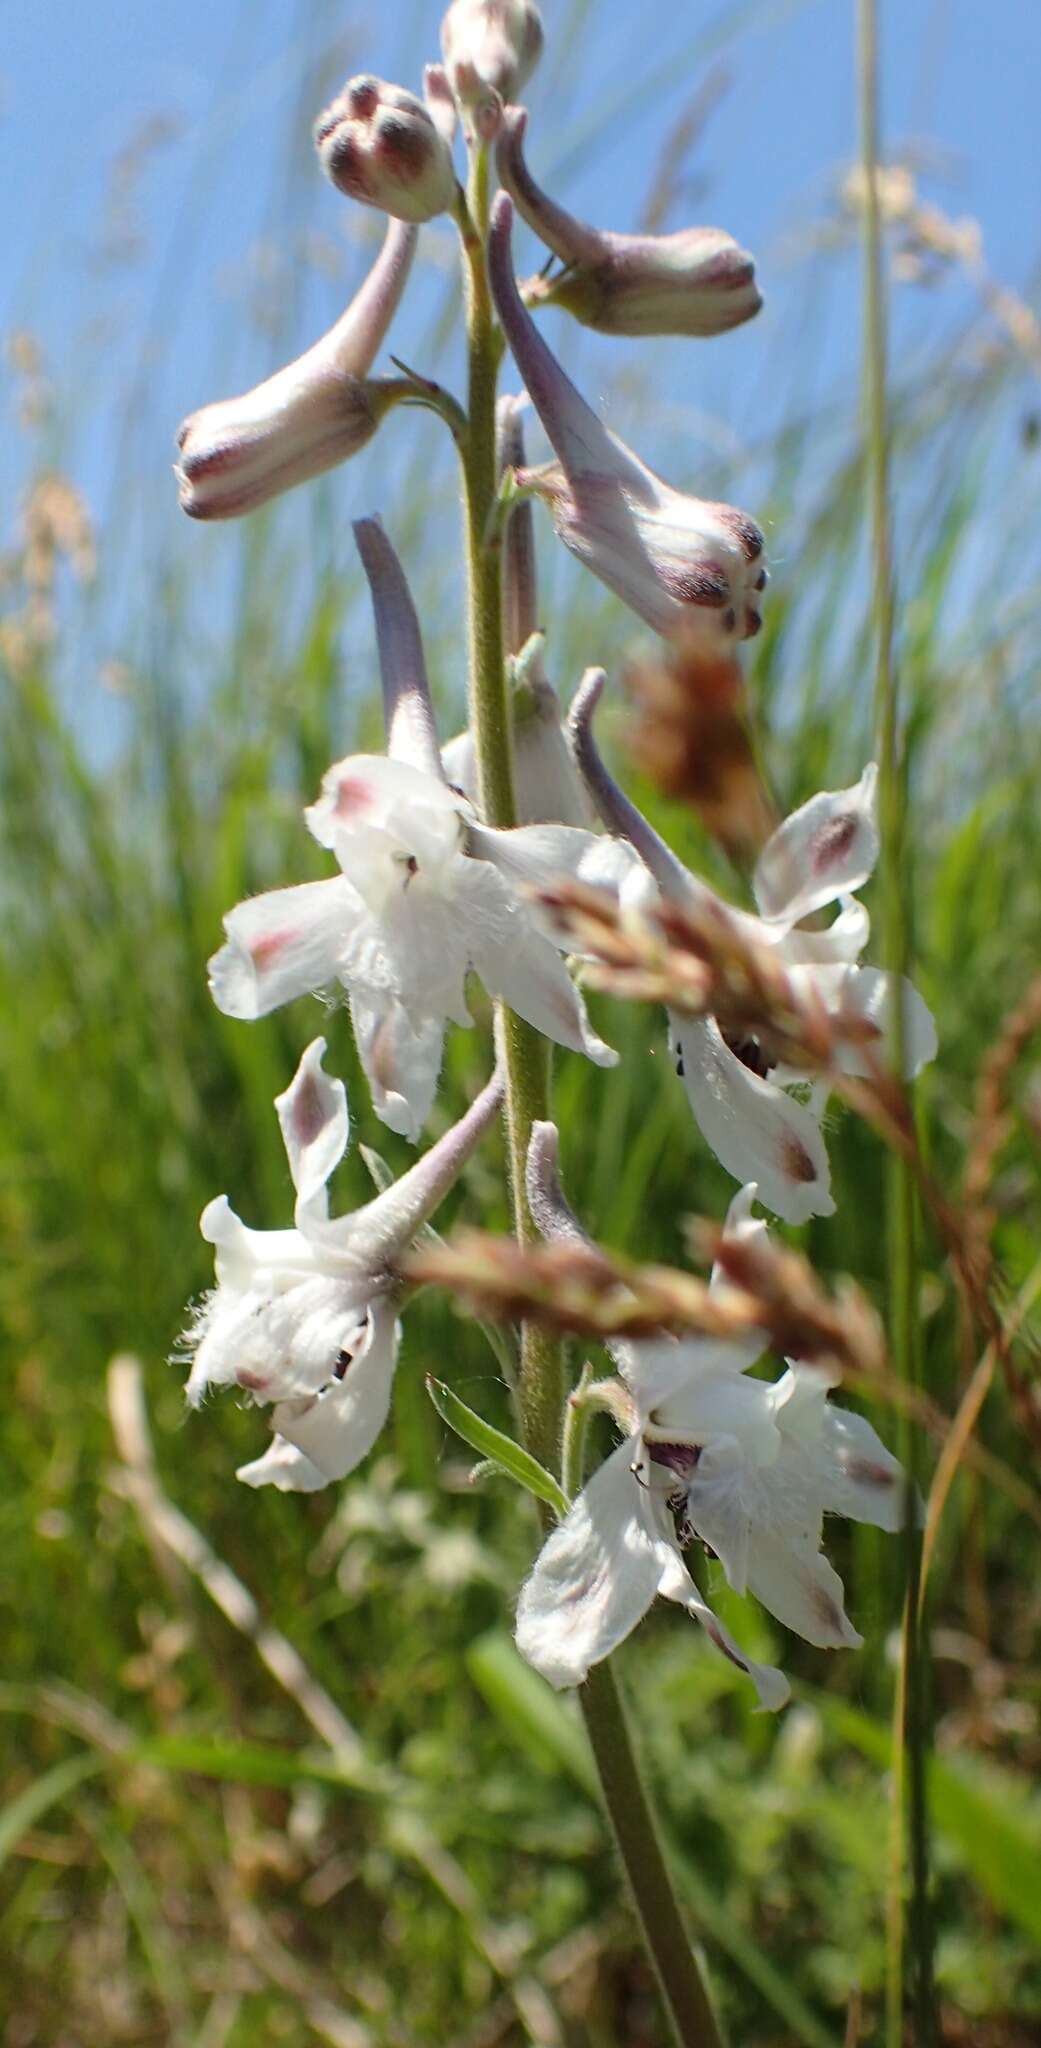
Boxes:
[3,1,1041,2042]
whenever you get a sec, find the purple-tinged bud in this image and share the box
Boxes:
[497,109,761,338]
[175,219,416,520]
[487,196,767,646]
[440,0,543,122]
[315,76,458,224]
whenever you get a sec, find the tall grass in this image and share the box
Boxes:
[4,9,1041,2043]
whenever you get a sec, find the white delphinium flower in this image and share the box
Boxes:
[514,1126,906,1708]
[183,1038,502,1492]
[569,670,937,1222]
[487,195,767,646]
[209,519,627,1140]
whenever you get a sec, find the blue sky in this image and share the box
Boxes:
[3,0,1040,715]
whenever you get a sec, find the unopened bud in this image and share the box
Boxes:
[497,110,761,338]
[440,0,543,120]
[315,76,458,224]
[175,219,416,520]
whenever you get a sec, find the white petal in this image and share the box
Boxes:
[307,753,465,868]
[654,1369,779,1471]
[622,1338,700,1416]
[655,1547,790,1710]
[746,1532,862,1650]
[470,821,639,919]
[754,765,879,924]
[275,1037,349,1214]
[774,895,869,965]
[186,1274,369,1406]
[236,1436,329,1492]
[462,863,616,1064]
[271,1299,400,1481]
[817,1405,907,1532]
[706,1183,772,1373]
[350,991,445,1140]
[441,728,477,804]
[338,869,473,1028]
[823,966,938,1080]
[199,1194,318,1290]
[209,877,361,1019]
[514,1437,659,1688]
[673,1014,834,1224]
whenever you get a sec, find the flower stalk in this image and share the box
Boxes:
[456,138,723,2048]
[857,3,935,2041]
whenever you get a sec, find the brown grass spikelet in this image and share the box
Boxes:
[623,637,775,859]
[404,1225,885,1382]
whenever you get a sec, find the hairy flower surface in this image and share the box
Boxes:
[570,672,937,1222]
[488,195,766,644]
[209,521,621,1138]
[315,75,458,224]
[184,1040,502,1491]
[441,0,544,126]
[497,108,761,338]
[175,220,416,519]
[516,1143,906,1707]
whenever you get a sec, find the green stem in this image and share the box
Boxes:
[457,150,561,1472]
[457,147,722,2048]
[580,1664,724,2048]
[857,6,935,2044]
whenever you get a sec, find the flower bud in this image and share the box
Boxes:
[497,110,761,338]
[440,0,543,117]
[175,218,416,520]
[315,76,457,224]
[488,196,766,645]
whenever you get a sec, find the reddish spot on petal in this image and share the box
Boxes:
[250,929,292,969]
[333,775,373,819]
[236,1369,269,1393]
[811,812,857,873]
[842,1456,894,1489]
[808,1576,846,1636]
[781,1134,819,1185]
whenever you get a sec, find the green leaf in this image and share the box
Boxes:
[466,1631,598,1799]
[426,1376,569,1517]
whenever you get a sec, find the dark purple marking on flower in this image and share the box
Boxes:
[657,562,730,607]
[722,606,736,633]
[754,568,768,593]
[722,1029,775,1080]
[647,1440,702,1480]
[703,1614,753,1677]
[292,1072,326,1149]
[333,1347,353,1379]
[715,510,764,562]
[809,1578,847,1638]
[781,1133,819,1185]
[347,76,381,119]
[811,812,857,873]
[841,1455,895,1490]
[375,112,426,178]
[744,607,763,639]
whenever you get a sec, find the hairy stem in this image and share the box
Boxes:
[458,146,722,2048]
[857,5,935,2043]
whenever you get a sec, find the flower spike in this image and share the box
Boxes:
[354,517,446,778]
[487,194,766,644]
[183,1041,502,1493]
[497,108,761,339]
[175,219,416,520]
